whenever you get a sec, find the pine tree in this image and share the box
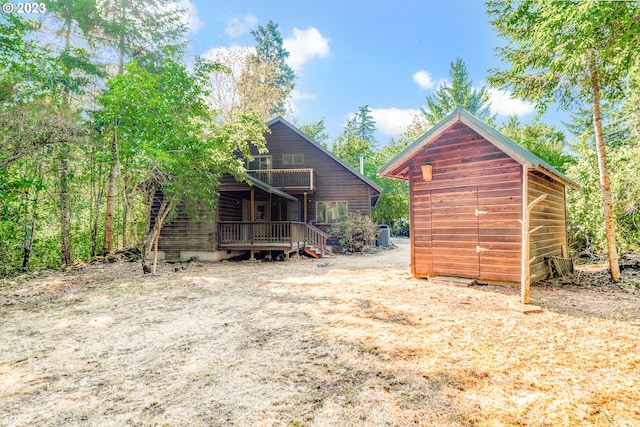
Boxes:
[250,20,295,115]
[422,57,494,125]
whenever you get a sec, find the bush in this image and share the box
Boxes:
[329,212,379,253]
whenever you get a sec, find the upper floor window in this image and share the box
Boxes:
[283,154,304,165]
[248,155,272,170]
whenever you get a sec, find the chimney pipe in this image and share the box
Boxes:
[359,154,364,175]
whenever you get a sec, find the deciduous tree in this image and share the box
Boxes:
[97,53,267,273]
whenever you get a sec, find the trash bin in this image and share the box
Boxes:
[377,224,390,247]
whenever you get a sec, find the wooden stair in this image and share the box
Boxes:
[303,244,322,259]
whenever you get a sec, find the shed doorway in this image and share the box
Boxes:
[431,186,480,278]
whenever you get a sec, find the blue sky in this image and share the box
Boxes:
[180,0,546,142]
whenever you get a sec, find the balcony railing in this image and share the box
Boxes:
[248,168,316,191]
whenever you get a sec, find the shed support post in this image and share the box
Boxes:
[521,165,549,304]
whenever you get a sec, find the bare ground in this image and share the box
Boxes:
[1,238,639,426]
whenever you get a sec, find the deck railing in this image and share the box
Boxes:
[218,221,307,247]
[218,221,327,255]
[248,169,316,191]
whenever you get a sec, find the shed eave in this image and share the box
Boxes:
[377,111,461,179]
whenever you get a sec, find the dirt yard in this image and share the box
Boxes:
[1,238,639,426]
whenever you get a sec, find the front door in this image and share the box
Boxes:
[430,186,480,278]
[255,201,269,222]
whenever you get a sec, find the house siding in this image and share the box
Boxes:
[261,121,374,223]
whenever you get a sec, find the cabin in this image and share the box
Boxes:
[155,116,382,261]
[378,108,579,289]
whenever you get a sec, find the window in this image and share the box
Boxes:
[283,154,304,165]
[248,155,271,170]
[316,201,348,223]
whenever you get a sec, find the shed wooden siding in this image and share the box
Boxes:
[408,123,523,283]
[259,121,374,222]
[528,170,567,281]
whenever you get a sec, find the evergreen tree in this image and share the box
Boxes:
[422,57,494,125]
[332,106,377,177]
[250,20,295,115]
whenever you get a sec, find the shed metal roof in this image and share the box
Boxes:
[378,107,579,189]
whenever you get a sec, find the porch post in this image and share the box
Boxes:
[303,192,308,223]
[250,189,255,260]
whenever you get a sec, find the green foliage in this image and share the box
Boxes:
[566,138,640,254]
[329,213,379,253]
[422,57,494,126]
[96,51,267,271]
[370,138,411,233]
[487,0,640,110]
[332,105,377,176]
[96,0,188,74]
[299,119,330,148]
[498,115,574,173]
[488,0,640,279]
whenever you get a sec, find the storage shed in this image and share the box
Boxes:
[378,108,579,298]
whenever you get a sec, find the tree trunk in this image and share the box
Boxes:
[122,182,129,248]
[59,19,73,267]
[60,155,72,265]
[101,125,119,255]
[141,190,172,274]
[22,162,41,272]
[90,184,104,257]
[591,66,621,281]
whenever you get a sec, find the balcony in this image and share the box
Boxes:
[247,168,316,193]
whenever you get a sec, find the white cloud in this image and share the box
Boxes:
[487,88,535,117]
[412,70,435,90]
[286,90,317,115]
[224,14,258,38]
[283,27,330,74]
[370,108,422,138]
[291,90,317,101]
[177,0,203,34]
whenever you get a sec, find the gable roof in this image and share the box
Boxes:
[377,107,579,189]
[267,116,383,195]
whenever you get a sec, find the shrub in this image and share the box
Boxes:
[329,212,379,253]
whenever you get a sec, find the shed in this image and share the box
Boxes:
[378,108,579,299]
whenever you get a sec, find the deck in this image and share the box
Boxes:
[218,221,328,258]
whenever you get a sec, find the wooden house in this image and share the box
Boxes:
[378,108,578,291]
[155,117,382,261]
